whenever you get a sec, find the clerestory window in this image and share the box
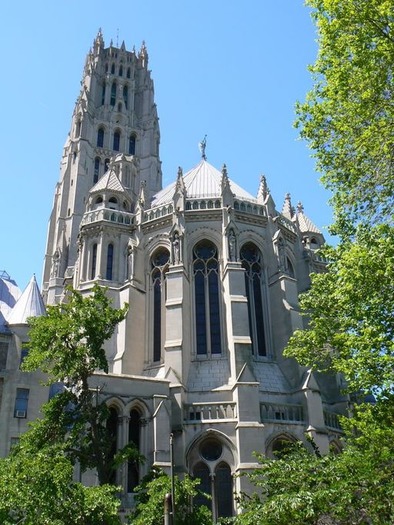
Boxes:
[151,248,170,362]
[241,242,268,357]
[193,240,222,356]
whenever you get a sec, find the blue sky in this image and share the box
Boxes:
[1,1,333,291]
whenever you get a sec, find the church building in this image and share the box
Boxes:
[1,31,346,520]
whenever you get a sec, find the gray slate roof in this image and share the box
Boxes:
[152,159,256,207]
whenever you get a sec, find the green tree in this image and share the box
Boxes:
[236,2,394,523]
[21,285,137,485]
[0,442,121,525]
[130,469,212,525]
[236,416,394,524]
[296,0,394,235]
[289,0,394,400]
[285,224,394,399]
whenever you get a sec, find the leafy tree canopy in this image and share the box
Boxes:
[0,442,121,525]
[296,0,394,235]
[236,403,394,524]
[130,469,212,525]
[285,224,394,398]
[21,285,134,486]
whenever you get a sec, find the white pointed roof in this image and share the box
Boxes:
[296,203,322,234]
[7,275,46,325]
[151,159,255,207]
[90,169,126,194]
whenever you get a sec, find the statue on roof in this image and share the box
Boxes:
[199,135,207,160]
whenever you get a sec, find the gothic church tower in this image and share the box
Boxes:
[31,31,347,520]
[43,30,161,303]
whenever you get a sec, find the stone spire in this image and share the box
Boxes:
[281,192,294,220]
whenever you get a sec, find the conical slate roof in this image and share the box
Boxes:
[7,275,46,325]
[151,159,255,207]
[296,203,322,234]
[90,169,127,194]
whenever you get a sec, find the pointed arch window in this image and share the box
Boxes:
[123,85,128,109]
[91,243,97,280]
[106,407,118,484]
[111,63,115,74]
[241,242,268,357]
[106,243,114,280]
[110,82,117,106]
[193,240,222,356]
[128,408,141,492]
[101,83,106,105]
[97,128,104,148]
[129,134,136,155]
[113,130,120,151]
[126,67,131,79]
[193,439,233,520]
[94,157,100,184]
[151,248,170,362]
[119,65,123,76]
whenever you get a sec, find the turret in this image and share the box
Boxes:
[43,33,162,302]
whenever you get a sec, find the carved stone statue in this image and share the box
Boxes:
[228,229,236,262]
[172,232,181,264]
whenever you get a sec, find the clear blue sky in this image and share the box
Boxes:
[1,1,333,291]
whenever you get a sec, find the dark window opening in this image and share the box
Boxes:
[14,388,29,418]
[128,409,141,492]
[97,128,104,148]
[106,407,118,484]
[94,157,100,184]
[110,82,116,106]
[106,243,114,280]
[129,135,136,155]
[241,242,267,357]
[91,244,97,280]
[151,248,170,362]
[113,130,120,151]
[193,240,222,356]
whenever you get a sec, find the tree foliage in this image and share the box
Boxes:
[129,469,212,525]
[0,442,121,525]
[21,285,134,485]
[285,224,394,398]
[236,405,394,524]
[296,0,394,234]
[236,2,394,523]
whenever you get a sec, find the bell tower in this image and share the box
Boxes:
[43,30,161,302]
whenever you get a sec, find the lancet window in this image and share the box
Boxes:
[193,240,222,356]
[240,242,268,357]
[151,248,170,362]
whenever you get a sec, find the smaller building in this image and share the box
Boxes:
[0,272,48,457]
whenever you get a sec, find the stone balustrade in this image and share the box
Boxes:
[184,402,237,422]
[81,208,134,226]
[260,402,305,423]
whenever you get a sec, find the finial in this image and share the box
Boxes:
[221,163,228,179]
[199,135,207,160]
[177,166,183,178]
[297,201,304,213]
[257,174,269,200]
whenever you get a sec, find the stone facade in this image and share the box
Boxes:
[1,32,347,521]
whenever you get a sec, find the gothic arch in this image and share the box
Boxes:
[186,227,223,264]
[186,429,236,520]
[265,431,299,458]
[186,428,236,474]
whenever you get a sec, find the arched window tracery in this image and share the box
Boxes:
[240,242,268,357]
[193,240,222,356]
[151,248,170,362]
